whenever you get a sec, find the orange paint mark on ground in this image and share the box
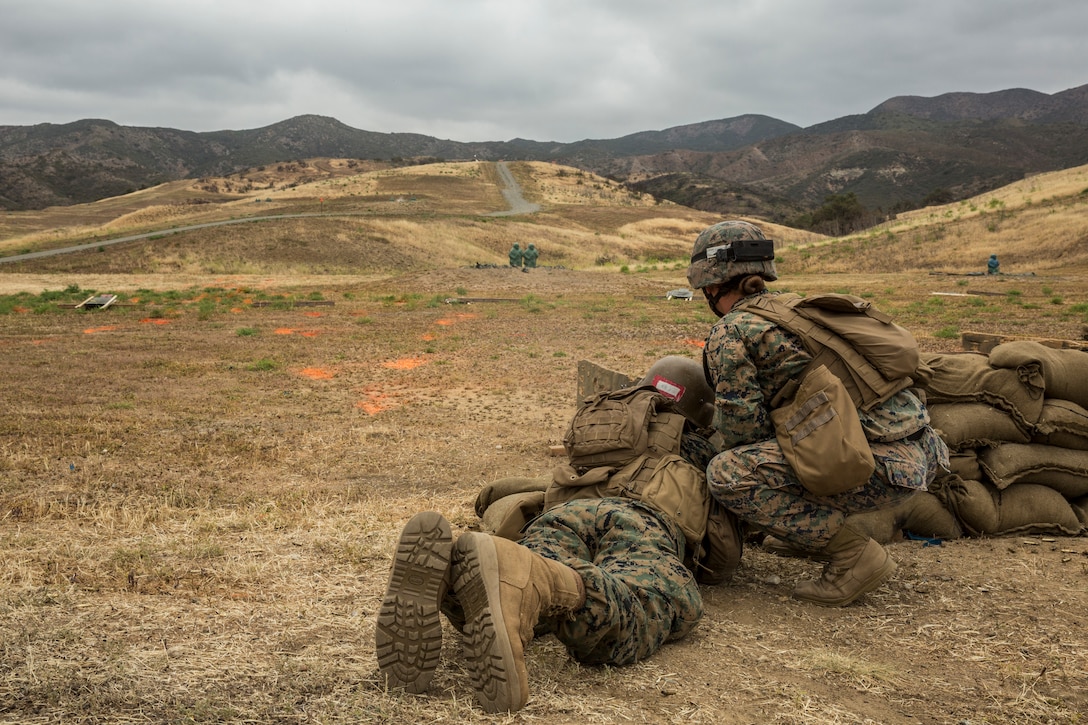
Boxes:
[302,311,323,318]
[356,390,398,415]
[683,338,706,348]
[383,357,426,370]
[435,312,478,326]
[230,308,244,314]
[274,328,296,335]
[421,333,436,341]
[12,306,30,314]
[298,367,335,380]
[83,326,118,334]
[141,318,171,325]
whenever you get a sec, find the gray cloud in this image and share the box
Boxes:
[2,0,1085,142]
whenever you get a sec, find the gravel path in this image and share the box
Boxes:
[488,161,540,216]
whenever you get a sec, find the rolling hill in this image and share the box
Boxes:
[3,83,1087,220]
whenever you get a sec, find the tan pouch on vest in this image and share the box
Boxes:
[771,364,875,496]
[637,454,709,545]
[546,455,709,547]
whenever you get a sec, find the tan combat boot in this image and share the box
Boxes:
[452,532,585,713]
[375,511,453,693]
[792,524,896,607]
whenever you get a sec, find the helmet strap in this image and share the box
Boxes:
[703,287,727,318]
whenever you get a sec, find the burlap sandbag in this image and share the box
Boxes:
[946,450,983,482]
[978,443,1088,498]
[843,508,901,544]
[995,483,1084,536]
[1070,495,1088,528]
[939,476,1083,536]
[898,491,964,540]
[840,492,963,544]
[1032,399,1088,451]
[928,402,1030,449]
[919,352,1043,431]
[939,477,999,536]
[988,341,1088,410]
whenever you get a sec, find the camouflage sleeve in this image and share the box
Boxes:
[703,310,811,449]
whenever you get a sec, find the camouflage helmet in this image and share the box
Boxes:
[686,220,777,290]
[638,355,714,428]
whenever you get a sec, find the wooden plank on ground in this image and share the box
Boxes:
[961,331,1088,354]
[251,300,335,307]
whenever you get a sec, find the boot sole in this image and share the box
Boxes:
[453,532,525,713]
[375,511,452,693]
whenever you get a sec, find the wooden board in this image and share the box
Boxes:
[575,359,633,404]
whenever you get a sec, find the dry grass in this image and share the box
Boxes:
[785,165,1088,275]
[1,161,1087,723]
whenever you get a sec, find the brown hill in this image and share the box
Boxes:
[4,83,1088,220]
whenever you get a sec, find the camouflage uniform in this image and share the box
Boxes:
[519,497,702,665]
[703,290,949,550]
[523,244,539,268]
[509,243,524,267]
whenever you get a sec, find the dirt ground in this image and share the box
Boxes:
[2,262,1086,724]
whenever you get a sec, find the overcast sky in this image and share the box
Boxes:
[2,0,1086,143]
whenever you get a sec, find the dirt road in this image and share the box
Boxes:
[489,161,541,216]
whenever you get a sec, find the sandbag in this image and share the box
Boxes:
[898,491,964,540]
[839,492,963,545]
[843,508,900,544]
[938,476,1083,536]
[1032,399,1088,451]
[978,443,1088,498]
[996,483,1083,536]
[1071,495,1088,528]
[928,402,1030,449]
[919,352,1044,431]
[940,477,1000,536]
[988,341,1088,410]
[946,450,983,482]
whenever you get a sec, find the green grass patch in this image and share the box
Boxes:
[247,358,279,372]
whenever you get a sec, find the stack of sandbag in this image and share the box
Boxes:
[919,341,1088,537]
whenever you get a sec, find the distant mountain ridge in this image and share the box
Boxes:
[870,85,1088,123]
[2,83,1087,219]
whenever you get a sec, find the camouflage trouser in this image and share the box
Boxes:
[519,497,703,666]
[707,426,948,550]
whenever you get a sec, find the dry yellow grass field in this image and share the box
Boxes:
[1,161,1087,723]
